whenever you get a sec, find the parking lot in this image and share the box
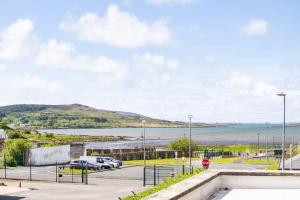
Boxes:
[0,165,146,200]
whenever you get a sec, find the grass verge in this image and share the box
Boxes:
[61,168,96,174]
[122,168,203,200]
[242,159,279,165]
[210,157,239,164]
[265,165,279,170]
[124,158,199,166]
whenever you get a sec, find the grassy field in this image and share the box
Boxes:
[265,165,279,170]
[124,158,199,166]
[210,157,240,164]
[242,159,279,165]
[122,168,204,200]
[61,168,96,174]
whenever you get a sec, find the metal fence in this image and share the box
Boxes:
[0,158,89,184]
[143,165,193,186]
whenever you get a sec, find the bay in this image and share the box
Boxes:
[39,124,300,145]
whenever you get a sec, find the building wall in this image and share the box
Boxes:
[70,143,85,159]
[27,145,70,166]
[85,147,181,161]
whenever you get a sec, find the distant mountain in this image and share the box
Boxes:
[0,104,201,129]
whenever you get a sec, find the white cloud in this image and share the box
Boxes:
[253,82,277,98]
[133,52,179,72]
[35,39,128,79]
[205,55,215,63]
[0,64,7,72]
[59,5,171,48]
[10,75,62,93]
[241,19,268,36]
[226,71,252,89]
[0,18,34,60]
[147,0,198,4]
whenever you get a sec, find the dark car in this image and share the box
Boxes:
[70,160,100,170]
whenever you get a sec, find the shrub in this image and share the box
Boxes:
[3,139,31,167]
[45,133,54,138]
[5,129,24,139]
[168,137,199,155]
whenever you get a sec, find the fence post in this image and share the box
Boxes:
[182,165,185,175]
[153,165,156,186]
[157,167,160,185]
[72,167,74,183]
[55,162,58,182]
[143,166,146,186]
[81,168,84,183]
[85,164,88,185]
[29,163,32,181]
[4,155,6,179]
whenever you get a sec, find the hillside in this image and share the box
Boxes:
[0,104,191,128]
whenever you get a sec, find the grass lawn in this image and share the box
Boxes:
[122,168,204,200]
[210,157,240,164]
[124,158,199,166]
[61,168,96,174]
[265,165,279,170]
[242,159,279,165]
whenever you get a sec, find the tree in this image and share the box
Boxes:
[3,139,31,167]
[168,137,199,156]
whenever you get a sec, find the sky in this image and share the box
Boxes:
[0,0,300,123]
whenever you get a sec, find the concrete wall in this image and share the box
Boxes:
[221,175,300,189]
[27,145,70,166]
[147,170,300,200]
[70,143,84,159]
[180,176,221,200]
[85,147,181,161]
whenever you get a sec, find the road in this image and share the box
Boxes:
[0,166,145,200]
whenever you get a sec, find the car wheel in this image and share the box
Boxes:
[101,166,105,170]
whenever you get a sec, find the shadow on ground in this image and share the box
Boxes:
[0,195,25,200]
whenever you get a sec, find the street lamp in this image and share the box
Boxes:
[277,92,286,171]
[188,115,193,172]
[142,120,146,167]
[257,133,260,155]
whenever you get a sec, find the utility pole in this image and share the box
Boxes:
[266,134,268,161]
[277,92,286,171]
[290,144,293,171]
[257,133,260,155]
[142,120,146,167]
[188,115,193,173]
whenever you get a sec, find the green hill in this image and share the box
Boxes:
[0,104,191,128]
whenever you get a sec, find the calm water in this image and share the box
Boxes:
[40,124,300,145]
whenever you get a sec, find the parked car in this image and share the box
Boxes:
[80,156,112,169]
[70,160,101,170]
[97,157,119,168]
[101,157,122,167]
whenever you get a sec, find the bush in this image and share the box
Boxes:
[3,139,31,167]
[45,133,54,138]
[5,129,24,139]
[168,137,199,155]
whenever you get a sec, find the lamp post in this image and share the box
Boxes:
[142,120,146,167]
[188,115,193,172]
[257,133,260,155]
[277,92,286,171]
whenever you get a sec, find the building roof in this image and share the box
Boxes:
[85,139,168,149]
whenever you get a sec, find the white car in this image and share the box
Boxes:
[80,156,114,169]
[100,157,120,168]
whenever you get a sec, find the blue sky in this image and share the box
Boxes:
[0,0,300,123]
